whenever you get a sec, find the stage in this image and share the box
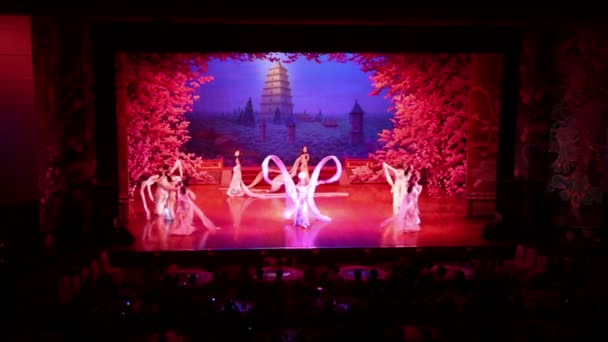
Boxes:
[125,183,502,252]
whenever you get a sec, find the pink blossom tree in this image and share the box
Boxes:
[126,52,471,198]
[125,52,285,194]
[126,53,215,193]
[359,53,471,196]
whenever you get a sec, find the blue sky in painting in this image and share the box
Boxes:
[193,53,392,116]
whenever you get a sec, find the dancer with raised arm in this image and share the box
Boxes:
[247,146,310,192]
[382,170,422,233]
[172,183,219,235]
[260,154,342,228]
[226,149,313,197]
[140,165,170,220]
[170,156,184,179]
[383,162,411,216]
[144,165,179,219]
[139,158,184,220]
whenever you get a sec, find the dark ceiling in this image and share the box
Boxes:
[0,3,605,27]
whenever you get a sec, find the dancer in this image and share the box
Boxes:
[298,146,311,182]
[153,166,172,216]
[227,150,247,197]
[264,146,310,192]
[293,171,312,228]
[225,150,301,197]
[247,146,310,192]
[227,150,347,201]
[260,154,342,228]
[163,175,183,221]
[408,172,423,226]
[172,183,219,235]
[383,162,411,216]
[141,166,168,219]
[382,171,422,232]
[141,165,180,219]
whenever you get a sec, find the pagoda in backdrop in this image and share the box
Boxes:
[260,61,294,123]
[349,99,365,145]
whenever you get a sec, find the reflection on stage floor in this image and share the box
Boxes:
[127,184,493,251]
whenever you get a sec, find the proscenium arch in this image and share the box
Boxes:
[93,23,520,229]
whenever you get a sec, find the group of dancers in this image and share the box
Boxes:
[226,146,311,197]
[223,146,422,233]
[140,157,219,236]
[139,146,423,236]
[225,146,343,230]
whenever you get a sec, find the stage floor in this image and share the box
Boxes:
[126,184,498,251]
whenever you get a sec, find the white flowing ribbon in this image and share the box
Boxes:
[259,155,343,222]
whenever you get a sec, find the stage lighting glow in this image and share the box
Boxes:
[123,51,503,251]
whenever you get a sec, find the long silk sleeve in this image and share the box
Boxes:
[383,162,395,187]
[306,155,342,221]
[140,180,151,220]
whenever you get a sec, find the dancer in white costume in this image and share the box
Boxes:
[226,150,248,197]
[171,184,219,235]
[383,162,411,216]
[225,148,346,199]
[247,146,310,192]
[293,172,312,228]
[259,154,342,227]
[225,150,283,196]
[408,173,423,226]
[141,167,168,220]
[381,172,422,232]
[163,175,182,221]
[140,165,180,220]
